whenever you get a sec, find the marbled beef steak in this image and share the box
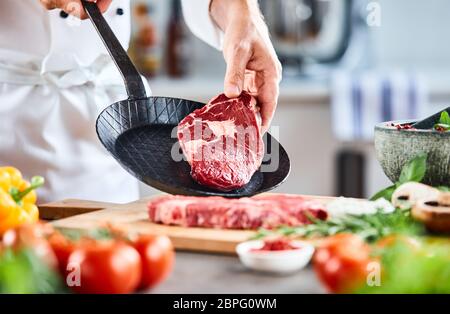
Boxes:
[177,92,264,191]
[148,194,327,230]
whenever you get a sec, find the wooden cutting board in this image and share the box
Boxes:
[40,194,335,254]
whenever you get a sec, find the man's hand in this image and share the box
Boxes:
[39,0,112,19]
[211,0,282,133]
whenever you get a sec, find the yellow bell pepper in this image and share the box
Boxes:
[18,180,37,205]
[1,167,23,187]
[0,188,17,220]
[0,167,44,235]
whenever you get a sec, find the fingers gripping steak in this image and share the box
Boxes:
[177,92,264,191]
[148,194,327,230]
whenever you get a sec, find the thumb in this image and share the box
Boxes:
[224,45,251,98]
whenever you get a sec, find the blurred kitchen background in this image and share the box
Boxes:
[130,0,450,199]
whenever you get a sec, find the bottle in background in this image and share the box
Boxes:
[166,0,191,78]
[129,1,160,78]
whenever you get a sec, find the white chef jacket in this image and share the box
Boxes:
[0,0,223,203]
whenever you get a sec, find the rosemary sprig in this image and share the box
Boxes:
[253,207,424,243]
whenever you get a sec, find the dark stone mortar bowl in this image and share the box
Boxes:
[374,120,450,186]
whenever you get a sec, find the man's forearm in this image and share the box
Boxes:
[210,0,262,31]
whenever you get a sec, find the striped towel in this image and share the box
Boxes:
[331,71,428,141]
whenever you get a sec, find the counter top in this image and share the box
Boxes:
[149,77,329,104]
[152,251,324,294]
[148,70,450,105]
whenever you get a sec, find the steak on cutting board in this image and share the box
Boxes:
[148,194,327,230]
[177,92,264,191]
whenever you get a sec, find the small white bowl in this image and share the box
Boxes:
[236,240,315,274]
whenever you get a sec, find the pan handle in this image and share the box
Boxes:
[81,0,147,100]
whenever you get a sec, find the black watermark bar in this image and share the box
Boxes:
[1,294,449,313]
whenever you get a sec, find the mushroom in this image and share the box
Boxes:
[412,192,450,233]
[391,182,440,208]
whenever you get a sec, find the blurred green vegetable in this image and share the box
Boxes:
[357,240,450,293]
[0,248,65,294]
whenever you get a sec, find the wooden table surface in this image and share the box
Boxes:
[151,251,325,294]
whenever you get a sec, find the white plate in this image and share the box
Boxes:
[236,240,314,274]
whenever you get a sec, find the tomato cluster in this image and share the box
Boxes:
[2,223,174,294]
[49,232,175,294]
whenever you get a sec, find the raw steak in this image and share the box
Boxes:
[148,194,327,230]
[177,91,264,191]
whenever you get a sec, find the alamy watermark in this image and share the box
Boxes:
[366,1,382,28]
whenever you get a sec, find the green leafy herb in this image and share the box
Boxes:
[371,154,427,201]
[57,227,115,241]
[439,111,450,124]
[58,228,83,241]
[88,227,115,240]
[253,208,424,243]
[398,153,427,184]
[434,111,450,131]
[369,184,397,202]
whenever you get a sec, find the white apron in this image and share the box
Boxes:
[0,0,222,204]
[0,0,140,203]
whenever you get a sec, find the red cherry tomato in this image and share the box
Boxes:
[48,232,78,273]
[132,235,174,290]
[313,234,374,293]
[67,240,142,294]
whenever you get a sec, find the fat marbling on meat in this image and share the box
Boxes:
[177,92,264,191]
[148,194,327,230]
